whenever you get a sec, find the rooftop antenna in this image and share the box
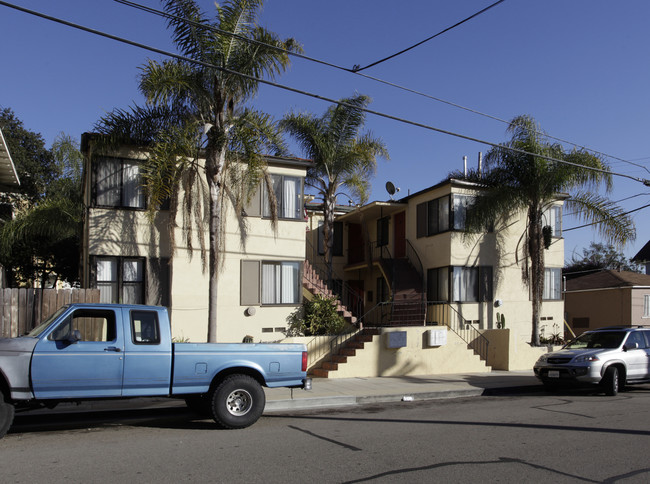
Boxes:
[385,181,400,200]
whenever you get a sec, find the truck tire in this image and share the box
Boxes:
[210,375,265,429]
[0,393,15,439]
[603,366,620,396]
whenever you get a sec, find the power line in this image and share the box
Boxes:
[563,202,650,233]
[113,0,650,176]
[2,0,650,188]
[352,0,507,72]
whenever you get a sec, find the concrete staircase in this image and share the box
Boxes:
[382,258,425,326]
[303,260,357,325]
[310,328,381,378]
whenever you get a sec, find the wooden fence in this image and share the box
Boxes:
[0,288,100,338]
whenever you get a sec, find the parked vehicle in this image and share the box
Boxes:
[533,326,650,395]
[0,303,311,438]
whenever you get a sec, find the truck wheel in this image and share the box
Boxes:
[210,375,265,429]
[0,394,15,439]
[603,366,619,396]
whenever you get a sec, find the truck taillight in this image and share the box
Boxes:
[302,351,308,372]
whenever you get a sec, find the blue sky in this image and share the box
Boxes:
[2,0,649,262]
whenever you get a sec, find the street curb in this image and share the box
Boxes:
[263,384,544,413]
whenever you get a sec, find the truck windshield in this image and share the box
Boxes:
[27,307,68,337]
[564,331,625,350]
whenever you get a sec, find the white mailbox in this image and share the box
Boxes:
[427,328,447,347]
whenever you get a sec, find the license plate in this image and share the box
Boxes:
[548,370,560,378]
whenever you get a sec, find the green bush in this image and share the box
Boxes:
[286,295,347,336]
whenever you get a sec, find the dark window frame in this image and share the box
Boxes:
[93,156,146,210]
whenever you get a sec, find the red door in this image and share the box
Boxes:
[348,223,364,264]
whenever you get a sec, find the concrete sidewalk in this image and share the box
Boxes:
[17,371,542,417]
[263,371,542,413]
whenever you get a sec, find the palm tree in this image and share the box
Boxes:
[281,94,389,282]
[94,0,300,342]
[452,115,634,346]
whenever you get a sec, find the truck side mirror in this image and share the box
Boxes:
[68,330,82,344]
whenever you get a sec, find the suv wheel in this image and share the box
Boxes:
[603,366,620,396]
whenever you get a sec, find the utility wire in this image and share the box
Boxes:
[352,0,507,72]
[563,202,650,232]
[114,0,650,175]
[2,0,650,188]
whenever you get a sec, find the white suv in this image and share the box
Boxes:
[533,327,650,395]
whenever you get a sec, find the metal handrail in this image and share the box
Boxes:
[426,301,490,363]
[304,239,364,321]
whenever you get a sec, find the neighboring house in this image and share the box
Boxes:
[631,240,650,275]
[564,270,650,332]
[80,134,311,343]
[306,178,566,372]
[0,126,21,288]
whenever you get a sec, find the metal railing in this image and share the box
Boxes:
[304,239,364,321]
[357,300,490,363]
[426,302,490,363]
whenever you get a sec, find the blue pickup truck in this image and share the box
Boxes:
[0,303,311,438]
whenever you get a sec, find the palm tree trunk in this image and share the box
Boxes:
[206,139,226,343]
[323,193,336,286]
[528,210,544,346]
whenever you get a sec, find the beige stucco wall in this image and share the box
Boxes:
[482,328,558,371]
[85,153,309,343]
[299,327,491,378]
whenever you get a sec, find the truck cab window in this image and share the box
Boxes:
[131,311,160,344]
[49,310,116,342]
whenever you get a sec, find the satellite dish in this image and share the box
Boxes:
[385,181,400,199]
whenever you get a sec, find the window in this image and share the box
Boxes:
[261,261,301,304]
[427,267,449,302]
[416,196,450,238]
[377,217,389,247]
[452,267,479,302]
[543,268,562,300]
[644,295,650,318]
[427,266,493,303]
[452,194,473,230]
[94,157,145,209]
[95,257,145,304]
[50,309,116,342]
[263,175,302,219]
[318,221,343,256]
[131,311,160,344]
[543,205,562,237]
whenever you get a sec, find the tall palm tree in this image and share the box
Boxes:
[452,115,634,346]
[281,95,389,282]
[94,0,300,342]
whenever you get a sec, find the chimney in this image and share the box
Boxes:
[478,152,483,177]
[463,156,468,176]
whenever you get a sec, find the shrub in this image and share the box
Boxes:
[286,295,347,336]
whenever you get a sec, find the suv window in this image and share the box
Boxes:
[625,331,646,349]
[565,331,625,349]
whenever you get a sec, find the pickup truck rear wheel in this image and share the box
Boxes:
[0,393,15,439]
[210,375,265,429]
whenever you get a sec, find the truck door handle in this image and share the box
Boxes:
[104,346,122,352]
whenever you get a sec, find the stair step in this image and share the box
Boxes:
[339,348,357,357]
[332,355,348,364]
[322,361,338,371]
[311,368,330,378]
